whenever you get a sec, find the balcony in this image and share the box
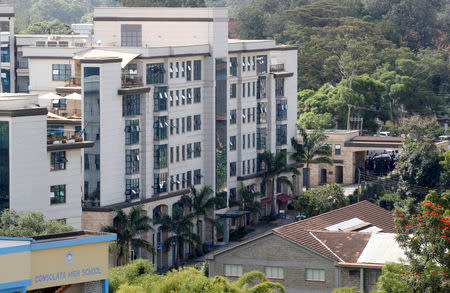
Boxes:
[47,130,94,151]
[270,64,285,72]
[121,74,143,88]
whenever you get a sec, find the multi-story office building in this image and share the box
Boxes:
[21,7,299,267]
[0,93,92,228]
[0,6,14,93]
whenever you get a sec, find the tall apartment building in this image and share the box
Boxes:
[0,93,92,228]
[21,7,299,267]
[0,6,14,93]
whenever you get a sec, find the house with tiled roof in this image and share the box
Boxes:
[206,201,405,293]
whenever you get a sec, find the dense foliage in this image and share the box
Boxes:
[0,209,74,237]
[109,259,285,293]
[292,183,348,217]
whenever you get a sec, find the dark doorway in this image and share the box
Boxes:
[335,166,344,184]
[321,169,327,184]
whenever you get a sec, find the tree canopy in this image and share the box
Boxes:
[0,209,74,237]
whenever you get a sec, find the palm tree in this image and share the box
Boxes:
[154,205,200,268]
[102,205,154,266]
[260,151,299,218]
[290,128,333,189]
[238,182,263,225]
[178,185,225,243]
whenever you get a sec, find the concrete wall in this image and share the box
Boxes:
[28,58,74,94]
[209,233,338,293]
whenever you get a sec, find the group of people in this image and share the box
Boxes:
[365,150,398,176]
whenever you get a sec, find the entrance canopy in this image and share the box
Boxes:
[216,210,250,218]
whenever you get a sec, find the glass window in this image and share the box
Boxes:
[194,142,201,158]
[154,145,167,169]
[252,81,256,96]
[230,109,237,125]
[186,61,192,81]
[242,83,246,97]
[276,99,288,121]
[187,88,192,104]
[153,173,168,195]
[306,269,325,281]
[182,145,185,160]
[194,169,201,185]
[50,185,66,204]
[194,87,201,103]
[154,87,167,112]
[125,178,139,200]
[276,124,287,146]
[169,62,173,78]
[125,149,140,174]
[256,55,267,74]
[121,24,142,47]
[230,136,236,151]
[224,264,243,277]
[257,128,267,150]
[229,57,237,76]
[154,116,168,141]
[146,63,165,84]
[230,83,237,98]
[181,117,185,133]
[50,151,66,171]
[95,154,100,170]
[123,94,140,116]
[242,134,246,149]
[193,60,202,80]
[335,144,341,155]
[194,114,201,131]
[181,61,185,77]
[170,91,174,107]
[181,89,186,105]
[230,162,236,177]
[242,161,246,175]
[242,57,246,72]
[265,267,284,279]
[84,153,90,170]
[125,120,139,145]
[186,116,192,132]
[187,144,192,159]
[275,78,285,97]
[52,64,71,81]
[186,170,192,186]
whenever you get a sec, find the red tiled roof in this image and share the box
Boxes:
[273,201,394,261]
[277,194,294,202]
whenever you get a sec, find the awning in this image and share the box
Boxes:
[74,49,140,68]
[277,194,295,202]
[64,93,82,100]
[261,197,271,204]
[216,210,250,218]
[38,92,62,100]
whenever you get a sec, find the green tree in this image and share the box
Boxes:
[154,205,200,267]
[398,115,441,139]
[102,206,154,266]
[290,128,333,189]
[376,262,412,293]
[21,19,73,34]
[260,151,299,218]
[236,182,263,224]
[0,209,74,237]
[393,192,450,292]
[331,287,359,293]
[292,183,348,218]
[179,185,224,244]
[109,259,155,293]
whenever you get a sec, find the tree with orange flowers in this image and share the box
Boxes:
[393,190,449,292]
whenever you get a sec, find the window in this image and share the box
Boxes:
[257,128,267,150]
[230,57,237,76]
[230,83,236,98]
[181,89,186,105]
[247,82,251,97]
[242,134,246,149]
[170,91,174,107]
[194,114,201,131]
[123,94,140,116]
[154,173,168,195]
[52,64,70,81]
[121,24,142,47]
[125,149,140,174]
[146,63,165,84]
[154,87,167,112]
[194,60,202,80]
[253,107,256,122]
[242,109,246,123]
[186,144,192,159]
[50,185,66,204]
[187,88,192,104]
[368,271,380,285]
[182,145,185,160]
[154,145,167,169]
[252,159,256,173]
[242,161,245,175]
[335,144,341,155]
[125,178,139,200]
[181,61,185,77]
[257,76,266,99]
[242,57,246,72]
[306,269,325,281]
[84,181,89,199]
[84,153,90,170]
[230,136,236,151]
[252,81,256,96]
[276,124,287,146]
[247,56,251,71]
[194,87,201,103]
[248,134,251,149]
[154,116,167,141]
[170,147,174,163]
[176,146,179,162]
[175,90,179,106]
[242,83,246,97]
[275,78,285,97]
[276,100,288,121]
[230,109,237,124]
[176,118,179,134]
[224,264,243,277]
[186,170,192,186]
[186,116,192,131]
[125,120,139,145]
[169,63,174,78]
[181,117,185,133]
[50,151,66,171]
[194,169,201,185]
[194,142,201,158]
[230,162,236,177]
[247,108,251,123]
[256,55,267,74]
[95,154,100,170]
[265,267,284,279]
[252,133,255,148]
[252,56,256,70]
[175,62,179,78]
[186,61,192,81]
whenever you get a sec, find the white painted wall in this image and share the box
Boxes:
[28,58,74,94]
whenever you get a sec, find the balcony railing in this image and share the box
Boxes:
[64,76,81,87]
[47,130,83,145]
[122,74,143,88]
[270,64,285,72]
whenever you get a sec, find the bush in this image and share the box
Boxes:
[109,259,155,293]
